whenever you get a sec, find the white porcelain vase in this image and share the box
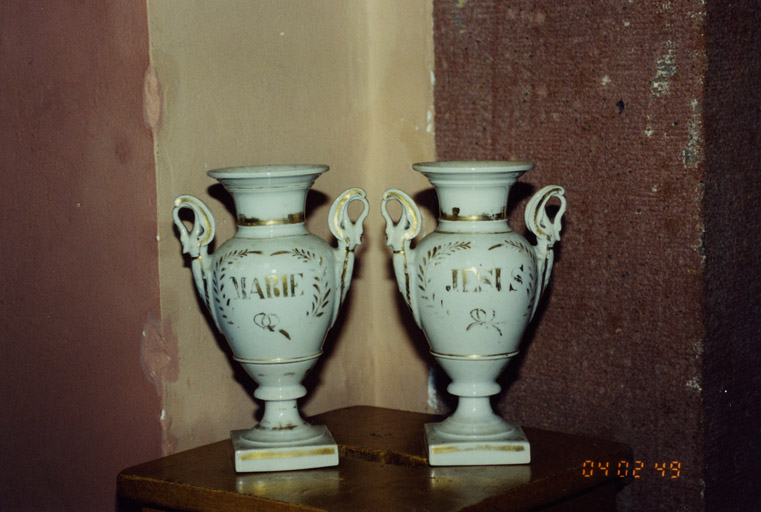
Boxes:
[381,161,566,466]
[173,164,368,472]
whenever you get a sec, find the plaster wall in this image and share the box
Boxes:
[0,2,161,510]
[148,0,436,452]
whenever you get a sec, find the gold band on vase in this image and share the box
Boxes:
[238,212,305,227]
[430,350,520,360]
[439,209,507,222]
[233,351,323,364]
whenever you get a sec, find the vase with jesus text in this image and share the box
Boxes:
[173,164,368,472]
[381,161,566,466]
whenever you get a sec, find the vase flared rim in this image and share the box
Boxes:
[207,164,329,179]
[413,161,533,173]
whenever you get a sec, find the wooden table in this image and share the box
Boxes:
[118,406,631,511]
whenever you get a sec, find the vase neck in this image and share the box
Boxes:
[214,174,321,238]
[413,162,531,232]
[429,173,523,232]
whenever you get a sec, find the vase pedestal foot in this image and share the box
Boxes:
[424,422,530,466]
[231,425,338,472]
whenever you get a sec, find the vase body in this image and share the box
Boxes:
[173,164,368,472]
[382,161,566,466]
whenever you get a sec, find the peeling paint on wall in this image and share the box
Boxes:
[451,1,467,34]
[644,118,654,138]
[655,2,673,13]
[686,376,702,392]
[691,223,707,267]
[143,65,162,132]
[651,41,676,98]
[683,99,703,168]
[140,313,179,455]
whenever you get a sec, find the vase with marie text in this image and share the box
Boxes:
[381,161,566,466]
[173,164,368,472]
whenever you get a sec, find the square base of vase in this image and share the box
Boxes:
[424,423,531,466]
[231,427,339,472]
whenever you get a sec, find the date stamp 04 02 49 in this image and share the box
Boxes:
[582,460,682,480]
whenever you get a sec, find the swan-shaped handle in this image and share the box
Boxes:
[329,188,370,326]
[525,185,567,320]
[381,189,423,327]
[172,194,217,317]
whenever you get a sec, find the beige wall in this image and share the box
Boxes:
[149,0,436,452]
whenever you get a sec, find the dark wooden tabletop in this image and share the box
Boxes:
[118,406,631,511]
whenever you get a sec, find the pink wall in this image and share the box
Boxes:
[0,3,162,510]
